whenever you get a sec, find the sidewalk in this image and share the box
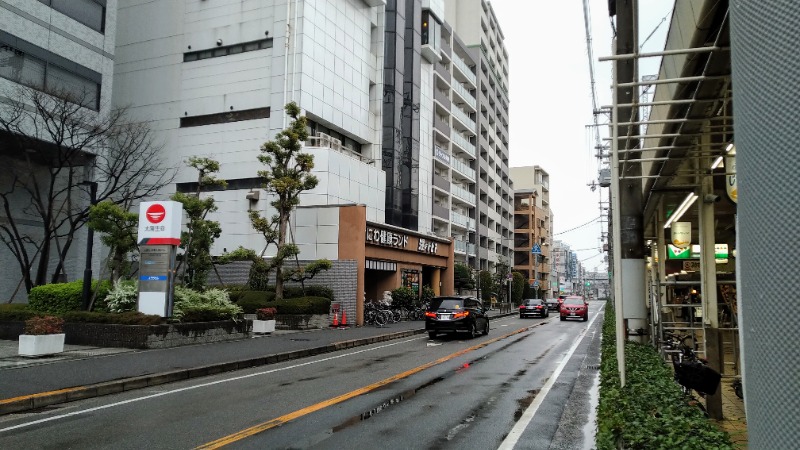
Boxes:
[0,310,512,415]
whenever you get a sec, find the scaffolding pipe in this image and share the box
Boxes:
[617,74,730,88]
[599,46,729,61]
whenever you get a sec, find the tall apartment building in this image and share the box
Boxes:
[510,166,552,296]
[415,5,480,268]
[0,0,117,301]
[444,0,513,272]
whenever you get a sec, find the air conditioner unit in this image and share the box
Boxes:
[245,190,260,201]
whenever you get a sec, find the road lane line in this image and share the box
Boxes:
[0,322,529,436]
[196,326,536,449]
[0,337,420,434]
[498,308,602,450]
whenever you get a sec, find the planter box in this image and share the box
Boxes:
[18,333,65,357]
[252,319,276,334]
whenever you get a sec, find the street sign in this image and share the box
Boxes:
[531,243,542,254]
[533,281,539,288]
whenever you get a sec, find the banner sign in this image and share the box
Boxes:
[671,222,691,248]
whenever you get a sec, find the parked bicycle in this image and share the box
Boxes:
[661,332,721,397]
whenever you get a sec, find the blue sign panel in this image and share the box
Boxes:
[531,244,542,254]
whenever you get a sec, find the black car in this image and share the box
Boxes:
[425,296,489,339]
[544,298,560,312]
[519,299,549,318]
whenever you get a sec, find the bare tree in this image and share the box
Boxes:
[0,86,175,294]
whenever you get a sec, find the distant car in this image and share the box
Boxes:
[519,299,549,318]
[425,296,489,339]
[544,298,560,312]
[560,295,588,322]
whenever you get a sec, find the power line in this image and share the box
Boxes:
[553,217,600,236]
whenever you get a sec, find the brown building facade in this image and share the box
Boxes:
[338,205,454,325]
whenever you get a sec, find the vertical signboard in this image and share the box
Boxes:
[137,201,182,316]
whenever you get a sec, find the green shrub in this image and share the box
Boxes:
[284,285,334,300]
[248,258,271,291]
[28,281,83,314]
[62,310,163,325]
[265,296,330,315]
[0,304,39,321]
[105,279,138,312]
[172,286,242,321]
[390,287,416,309]
[236,293,272,314]
[180,306,233,322]
[28,280,111,314]
[596,302,733,449]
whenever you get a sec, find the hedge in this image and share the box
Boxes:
[0,303,39,321]
[596,301,733,449]
[62,310,163,325]
[28,280,112,314]
[264,296,331,315]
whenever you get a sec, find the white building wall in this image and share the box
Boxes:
[418,63,434,235]
[114,0,384,256]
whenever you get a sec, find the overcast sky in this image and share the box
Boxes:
[490,0,674,272]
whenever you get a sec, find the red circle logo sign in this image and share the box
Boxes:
[145,204,166,224]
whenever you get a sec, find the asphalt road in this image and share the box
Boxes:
[0,303,604,449]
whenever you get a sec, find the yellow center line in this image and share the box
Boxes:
[0,386,87,405]
[196,326,532,449]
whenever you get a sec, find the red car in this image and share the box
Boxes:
[560,296,588,322]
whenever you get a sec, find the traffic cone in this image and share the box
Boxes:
[331,311,339,327]
[340,309,348,328]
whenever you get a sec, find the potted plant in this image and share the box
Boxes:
[253,307,277,334]
[18,316,66,357]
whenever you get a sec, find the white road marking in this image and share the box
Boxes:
[497,310,601,450]
[0,337,424,434]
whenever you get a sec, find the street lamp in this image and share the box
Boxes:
[80,181,98,310]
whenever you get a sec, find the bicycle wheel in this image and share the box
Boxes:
[374,310,388,327]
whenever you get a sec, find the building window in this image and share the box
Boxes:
[183,39,273,62]
[39,0,106,33]
[179,107,271,128]
[421,11,441,49]
[0,33,101,110]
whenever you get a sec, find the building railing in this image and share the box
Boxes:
[452,55,477,86]
[451,106,476,132]
[451,184,475,205]
[451,157,475,181]
[306,134,373,165]
[451,132,476,158]
[451,82,477,110]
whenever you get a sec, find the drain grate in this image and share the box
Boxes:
[586,364,600,370]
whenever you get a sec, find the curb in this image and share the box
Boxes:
[0,328,427,416]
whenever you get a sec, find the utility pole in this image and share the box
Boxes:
[615,0,647,344]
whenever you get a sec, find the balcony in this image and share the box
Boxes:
[451,184,475,205]
[451,210,471,229]
[451,132,476,158]
[455,240,467,254]
[434,88,451,110]
[451,157,475,181]
[433,173,450,193]
[452,107,476,132]
[434,114,451,137]
[452,82,477,111]
[432,202,449,220]
[452,55,477,86]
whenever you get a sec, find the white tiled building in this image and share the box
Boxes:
[113,0,387,259]
[0,0,118,301]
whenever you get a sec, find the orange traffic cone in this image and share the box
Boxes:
[340,309,348,327]
[331,311,339,327]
